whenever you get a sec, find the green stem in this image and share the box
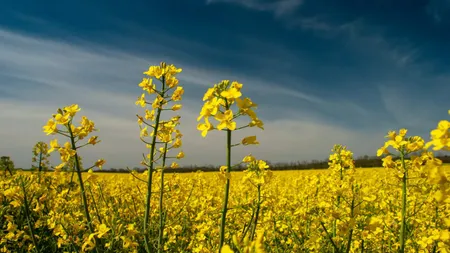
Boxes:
[143,76,165,253]
[158,142,168,253]
[345,190,355,253]
[320,221,340,253]
[20,179,39,253]
[250,184,261,241]
[333,159,344,251]
[38,150,43,173]
[88,185,102,224]
[432,205,439,253]
[399,150,407,253]
[241,207,255,240]
[219,128,232,250]
[68,125,95,237]
[38,150,43,183]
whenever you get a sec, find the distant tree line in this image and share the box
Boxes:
[103,154,450,173]
[3,154,450,174]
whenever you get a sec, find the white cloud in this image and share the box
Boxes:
[377,83,445,133]
[0,27,393,169]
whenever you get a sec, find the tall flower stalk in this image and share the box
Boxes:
[241,155,272,241]
[42,104,106,251]
[135,62,184,252]
[156,122,184,253]
[197,80,264,250]
[31,141,50,173]
[327,144,357,252]
[377,129,424,253]
[31,141,50,183]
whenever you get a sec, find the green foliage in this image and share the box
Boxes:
[0,156,15,176]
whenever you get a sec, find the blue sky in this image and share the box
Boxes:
[1,0,449,169]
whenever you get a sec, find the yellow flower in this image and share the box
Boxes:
[170,162,179,169]
[220,87,242,100]
[231,81,243,90]
[406,136,424,152]
[88,136,100,145]
[48,139,59,154]
[143,65,163,79]
[243,154,255,163]
[54,113,70,125]
[242,136,259,145]
[399,128,407,137]
[176,151,185,159]
[249,118,264,130]
[221,245,234,253]
[376,145,389,157]
[120,236,139,249]
[440,230,450,241]
[172,104,182,111]
[145,109,155,121]
[167,64,182,75]
[172,138,182,148]
[236,97,257,118]
[94,159,106,169]
[135,93,146,108]
[140,126,149,137]
[96,224,110,238]
[386,130,396,140]
[63,104,81,117]
[197,118,213,137]
[215,110,236,130]
[203,87,216,101]
[166,75,179,88]
[43,119,57,135]
[59,142,76,162]
[382,155,395,168]
[54,162,66,170]
[172,86,184,101]
[426,119,450,151]
[152,95,165,109]
[80,116,96,134]
[81,233,96,252]
[257,160,269,170]
[197,99,219,121]
[138,78,156,94]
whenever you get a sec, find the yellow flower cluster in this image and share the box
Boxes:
[242,155,272,187]
[31,141,50,173]
[426,111,450,151]
[136,62,184,169]
[223,229,266,253]
[328,144,355,177]
[42,104,105,171]
[197,80,263,137]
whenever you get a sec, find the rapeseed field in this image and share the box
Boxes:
[1,63,450,253]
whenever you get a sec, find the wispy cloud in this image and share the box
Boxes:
[206,0,303,17]
[0,27,387,169]
[289,18,423,73]
[426,0,450,23]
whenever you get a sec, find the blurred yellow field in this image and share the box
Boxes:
[3,163,450,252]
[86,164,450,180]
